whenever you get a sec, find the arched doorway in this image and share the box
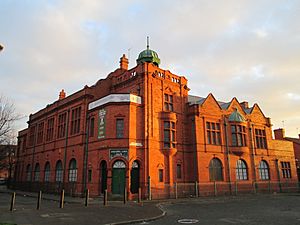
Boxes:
[130,161,140,193]
[112,160,126,194]
[99,161,107,194]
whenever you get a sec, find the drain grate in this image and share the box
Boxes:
[178,219,199,224]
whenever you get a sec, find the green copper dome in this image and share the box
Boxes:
[229,109,245,122]
[136,38,160,66]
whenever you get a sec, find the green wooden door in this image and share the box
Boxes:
[112,168,125,194]
[112,160,126,195]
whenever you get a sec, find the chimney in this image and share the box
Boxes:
[59,89,66,100]
[240,101,249,109]
[120,54,129,70]
[274,128,285,140]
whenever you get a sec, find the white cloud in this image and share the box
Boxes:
[0,0,300,137]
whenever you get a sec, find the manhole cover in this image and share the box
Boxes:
[178,219,199,224]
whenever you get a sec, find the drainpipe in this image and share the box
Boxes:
[62,109,70,188]
[249,124,257,183]
[224,117,232,194]
[83,108,90,194]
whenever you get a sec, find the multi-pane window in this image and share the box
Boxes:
[68,159,77,182]
[236,159,248,180]
[89,117,95,137]
[281,162,291,178]
[159,169,164,182]
[28,126,36,146]
[258,160,270,180]
[55,160,63,182]
[44,162,50,182]
[206,122,221,145]
[164,121,176,148]
[255,129,267,149]
[57,112,67,138]
[37,122,44,144]
[46,117,54,141]
[26,164,31,181]
[116,119,124,138]
[231,125,247,146]
[209,158,223,181]
[176,164,182,179]
[71,107,81,135]
[34,163,40,182]
[164,94,173,111]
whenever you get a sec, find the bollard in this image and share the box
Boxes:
[148,176,151,200]
[10,192,16,211]
[195,181,199,198]
[253,182,257,194]
[103,189,108,206]
[37,191,42,210]
[175,182,178,199]
[59,189,65,209]
[138,187,142,203]
[268,180,271,193]
[235,181,238,196]
[214,181,217,197]
[85,189,89,207]
[123,187,127,204]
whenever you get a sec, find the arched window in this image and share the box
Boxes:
[55,160,63,182]
[26,164,31,181]
[258,160,270,180]
[44,162,50,182]
[209,158,223,181]
[68,159,77,182]
[236,159,248,180]
[34,163,40,182]
[113,160,126,168]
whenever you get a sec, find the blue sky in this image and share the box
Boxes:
[0,0,300,137]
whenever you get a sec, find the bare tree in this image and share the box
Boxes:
[0,96,20,185]
[0,95,20,144]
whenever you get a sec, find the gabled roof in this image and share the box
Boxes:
[188,95,206,105]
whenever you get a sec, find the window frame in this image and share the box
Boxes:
[57,112,67,139]
[70,107,81,135]
[46,117,55,141]
[163,121,176,148]
[281,161,292,178]
[258,160,270,180]
[236,159,248,180]
[206,122,221,145]
[164,94,174,111]
[116,118,124,138]
[255,128,267,149]
[231,124,247,147]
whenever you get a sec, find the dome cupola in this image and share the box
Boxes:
[136,37,160,67]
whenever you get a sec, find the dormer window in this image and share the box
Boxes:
[164,94,173,111]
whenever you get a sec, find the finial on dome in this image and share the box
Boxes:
[147,36,149,50]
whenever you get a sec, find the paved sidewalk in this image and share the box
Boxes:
[0,187,165,225]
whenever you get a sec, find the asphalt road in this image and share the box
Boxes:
[145,194,300,225]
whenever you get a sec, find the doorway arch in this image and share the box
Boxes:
[99,160,107,194]
[130,160,140,193]
[112,160,126,194]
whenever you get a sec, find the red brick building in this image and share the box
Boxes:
[274,128,300,180]
[15,44,298,198]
